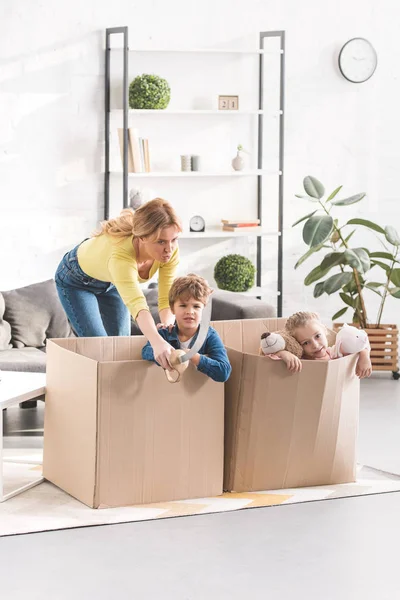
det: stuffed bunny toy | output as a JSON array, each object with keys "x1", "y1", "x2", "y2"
[{"x1": 333, "y1": 323, "x2": 369, "y2": 357}]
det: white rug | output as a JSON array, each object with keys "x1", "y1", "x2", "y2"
[{"x1": 1, "y1": 453, "x2": 400, "y2": 538}]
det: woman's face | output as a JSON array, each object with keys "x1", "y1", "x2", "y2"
[{"x1": 141, "y1": 225, "x2": 180, "y2": 263}]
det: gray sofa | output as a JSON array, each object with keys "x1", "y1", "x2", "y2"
[{"x1": 0, "y1": 279, "x2": 276, "y2": 374}]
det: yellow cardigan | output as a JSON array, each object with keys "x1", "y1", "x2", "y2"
[{"x1": 77, "y1": 234, "x2": 179, "y2": 320}]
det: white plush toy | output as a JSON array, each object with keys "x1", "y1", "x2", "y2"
[{"x1": 333, "y1": 323, "x2": 369, "y2": 358}]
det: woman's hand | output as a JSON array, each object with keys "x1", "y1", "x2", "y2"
[
  {"x1": 152, "y1": 337, "x2": 174, "y2": 371},
  {"x1": 157, "y1": 322, "x2": 175, "y2": 333}
]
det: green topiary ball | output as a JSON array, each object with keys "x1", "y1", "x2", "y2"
[
  {"x1": 214, "y1": 254, "x2": 256, "y2": 292},
  {"x1": 129, "y1": 74, "x2": 171, "y2": 109}
]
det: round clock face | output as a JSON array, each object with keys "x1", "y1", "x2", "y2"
[
  {"x1": 338, "y1": 38, "x2": 377, "y2": 83},
  {"x1": 189, "y1": 215, "x2": 205, "y2": 232}
]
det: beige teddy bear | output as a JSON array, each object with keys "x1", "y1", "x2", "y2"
[{"x1": 259, "y1": 330, "x2": 303, "y2": 358}]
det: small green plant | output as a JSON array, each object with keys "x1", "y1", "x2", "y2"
[
  {"x1": 214, "y1": 254, "x2": 255, "y2": 292},
  {"x1": 237, "y1": 144, "x2": 249, "y2": 153},
  {"x1": 293, "y1": 175, "x2": 400, "y2": 328},
  {"x1": 129, "y1": 74, "x2": 171, "y2": 109}
]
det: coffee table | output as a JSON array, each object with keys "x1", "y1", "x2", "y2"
[{"x1": 0, "y1": 370, "x2": 46, "y2": 501}]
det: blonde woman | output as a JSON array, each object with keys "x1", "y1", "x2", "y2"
[{"x1": 54, "y1": 198, "x2": 181, "y2": 370}]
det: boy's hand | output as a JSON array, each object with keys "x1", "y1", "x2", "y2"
[
  {"x1": 277, "y1": 350, "x2": 302, "y2": 374},
  {"x1": 356, "y1": 355, "x2": 372, "y2": 378}
]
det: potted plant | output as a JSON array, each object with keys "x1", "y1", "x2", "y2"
[
  {"x1": 293, "y1": 175, "x2": 400, "y2": 376},
  {"x1": 129, "y1": 74, "x2": 171, "y2": 110},
  {"x1": 214, "y1": 254, "x2": 255, "y2": 292}
]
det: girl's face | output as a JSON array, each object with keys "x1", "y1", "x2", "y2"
[
  {"x1": 141, "y1": 226, "x2": 180, "y2": 263},
  {"x1": 294, "y1": 320, "x2": 329, "y2": 359}
]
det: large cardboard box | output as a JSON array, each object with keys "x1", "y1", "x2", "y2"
[
  {"x1": 43, "y1": 336, "x2": 224, "y2": 508},
  {"x1": 212, "y1": 318, "x2": 360, "y2": 492}
]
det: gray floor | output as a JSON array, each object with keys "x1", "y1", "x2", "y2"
[{"x1": 1, "y1": 374, "x2": 400, "y2": 599}]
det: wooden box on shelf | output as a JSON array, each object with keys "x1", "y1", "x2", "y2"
[{"x1": 333, "y1": 323, "x2": 399, "y2": 373}]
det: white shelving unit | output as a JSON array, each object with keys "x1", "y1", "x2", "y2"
[
  {"x1": 179, "y1": 227, "x2": 280, "y2": 239},
  {"x1": 111, "y1": 169, "x2": 281, "y2": 178},
  {"x1": 105, "y1": 28, "x2": 285, "y2": 314}
]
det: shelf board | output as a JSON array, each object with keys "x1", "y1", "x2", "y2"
[
  {"x1": 113, "y1": 169, "x2": 281, "y2": 178},
  {"x1": 233, "y1": 287, "x2": 281, "y2": 297},
  {"x1": 124, "y1": 109, "x2": 265, "y2": 115},
  {"x1": 119, "y1": 48, "x2": 282, "y2": 55},
  {"x1": 179, "y1": 227, "x2": 279, "y2": 239}
]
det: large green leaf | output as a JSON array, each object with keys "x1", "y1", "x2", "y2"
[
  {"x1": 364, "y1": 283, "x2": 383, "y2": 297},
  {"x1": 294, "y1": 242, "x2": 327, "y2": 269},
  {"x1": 313, "y1": 281, "x2": 325, "y2": 298},
  {"x1": 303, "y1": 215, "x2": 334, "y2": 247},
  {"x1": 323, "y1": 272, "x2": 353, "y2": 294},
  {"x1": 320, "y1": 252, "x2": 346, "y2": 271},
  {"x1": 331, "y1": 193, "x2": 366, "y2": 206},
  {"x1": 326, "y1": 185, "x2": 343, "y2": 202},
  {"x1": 371, "y1": 260, "x2": 390, "y2": 273},
  {"x1": 332, "y1": 307, "x2": 349, "y2": 320},
  {"x1": 346, "y1": 218, "x2": 385, "y2": 234},
  {"x1": 339, "y1": 292, "x2": 355, "y2": 307},
  {"x1": 370, "y1": 251, "x2": 398, "y2": 262},
  {"x1": 385, "y1": 226, "x2": 400, "y2": 246},
  {"x1": 304, "y1": 265, "x2": 331, "y2": 286},
  {"x1": 390, "y1": 268, "x2": 400, "y2": 287},
  {"x1": 365, "y1": 281, "x2": 383, "y2": 288},
  {"x1": 352, "y1": 248, "x2": 370, "y2": 273},
  {"x1": 303, "y1": 176, "x2": 325, "y2": 199},
  {"x1": 343, "y1": 248, "x2": 370, "y2": 273},
  {"x1": 390, "y1": 286, "x2": 400, "y2": 299},
  {"x1": 292, "y1": 210, "x2": 318, "y2": 227}
]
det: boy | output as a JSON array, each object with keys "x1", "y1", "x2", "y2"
[
  {"x1": 141, "y1": 274, "x2": 231, "y2": 383},
  {"x1": 274, "y1": 311, "x2": 372, "y2": 379}
]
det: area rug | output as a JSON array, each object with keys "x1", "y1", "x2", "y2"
[{"x1": 1, "y1": 453, "x2": 400, "y2": 537}]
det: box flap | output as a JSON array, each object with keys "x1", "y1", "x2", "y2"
[
  {"x1": 50, "y1": 336, "x2": 145, "y2": 362},
  {"x1": 43, "y1": 340, "x2": 99, "y2": 507},
  {"x1": 212, "y1": 318, "x2": 287, "y2": 354}
]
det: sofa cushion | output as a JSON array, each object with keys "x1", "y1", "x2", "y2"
[
  {"x1": 0, "y1": 347, "x2": 47, "y2": 372},
  {"x1": 0, "y1": 292, "x2": 12, "y2": 350},
  {"x1": 2, "y1": 279, "x2": 73, "y2": 348}
]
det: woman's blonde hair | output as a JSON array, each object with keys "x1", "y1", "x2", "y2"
[
  {"x1": 285, "y1": 311, "x2": 321, "y2": 336},
  {"x1": 94, "y1": 198, "x2": 182, "y2": 239},
  {"x1": 169, "y1": 274, "x2": 212, "y2": 309}
]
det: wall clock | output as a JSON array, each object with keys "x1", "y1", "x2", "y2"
[
  {"x1": 338, "y1": 38, "x2": 377, "y2": 83},
  {"x1": 189, "y1": 215, "x2": 205, "y2": 233}
]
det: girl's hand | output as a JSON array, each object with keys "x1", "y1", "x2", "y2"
[
  {"x1": 356, "y1": 355, "x2": 372, "y2": 378},
  {"x1": 277, "y1": 350, "x2": 303, "y2": 374},
  {"x1": 152, "y1": 337, "x2": 174, "y2": 371}
]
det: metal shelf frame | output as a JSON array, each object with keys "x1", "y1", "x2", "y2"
[{"x1": 104, "y1": 28, "x2": 285, "y2": 316}]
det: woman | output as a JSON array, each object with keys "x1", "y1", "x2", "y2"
[{"x1": 54, "y1": 198, "x2": 181, "y2": 370}]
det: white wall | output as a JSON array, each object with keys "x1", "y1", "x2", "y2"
[{"x1": 1, "y1": 0, "x2": 399, "y2": 326}]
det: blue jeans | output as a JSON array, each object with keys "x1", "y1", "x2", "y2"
[{"x1": 55, "y1": 244, "x2": 131, "y2": 337}]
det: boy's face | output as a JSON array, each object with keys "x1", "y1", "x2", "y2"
[
  {"x1": 172, "y1": 295, "x2": 205, "y2": 334},
  {"x1": 294, "y1": 320, "x2": 329, "y2": 359}
]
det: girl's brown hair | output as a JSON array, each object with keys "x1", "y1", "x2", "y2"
[
  {"x1": 169, "y1": 274, "x2": 212, "y2": 309},
  {"x1": 94, "y1": 198, "x2": 182, "y2": 239},
  {"x1": 285, "y1": 311, "x2": 321, "y2": 336}
]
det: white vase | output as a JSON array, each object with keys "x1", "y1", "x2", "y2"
[{"x1": 232, "y1": 151, "x2": 245, "y2": 171}]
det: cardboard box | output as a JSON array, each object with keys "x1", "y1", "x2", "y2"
[
  {"x1": 212, "y1": 318, "x2": 360, "y2": 492},
  {"x1": 43, "y1": 336, "x2": 224, "y2": 508}
]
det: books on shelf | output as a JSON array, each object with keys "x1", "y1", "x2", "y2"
[
  {"x1": 117, "y1": 128, "x2": 151, "y2": 173},
  {"x1": 221, "y1": 219, "x2": 260, "y2": 232}
]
